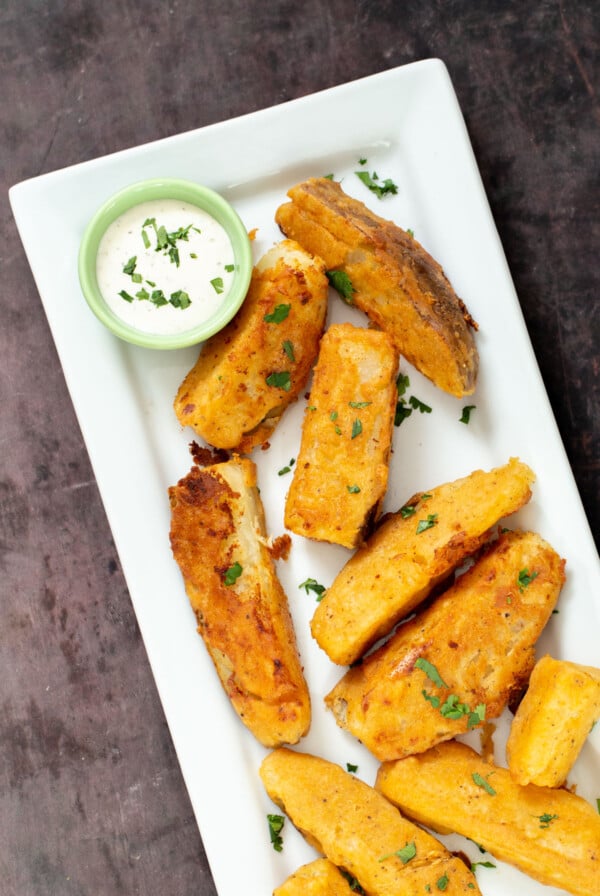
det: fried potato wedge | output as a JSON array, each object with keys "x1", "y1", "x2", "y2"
[
  {"x1": 169, "y1": 453, "x2": 310, "y2": 746},
  {"x1": 326, "y1": 530, "x2": 565, "y2": 760},
  {"x1": 311, "y1": 457, "x2": 535, "y2": 665},
  {"x1": 274, "y1": 858, "x2": 354, "y2": 896},
  {"x1": 275, "y1": 177, "x2": 478, "y2": 397},
  {"x1": 260, "y1": 748, "x2": 481, "y2": 896},
  {"x1": 376, "y1": 740, "x2": 600, "y2": 896},
  {"x1": 174, "y1": 239, "x2": 328, "y2": 452},
  {"x1": 284, "y1": 322, "x2": 398, "y2": 549},
  {"x1": 506, "y1": 654, "x2": 600, "y2": 787}
]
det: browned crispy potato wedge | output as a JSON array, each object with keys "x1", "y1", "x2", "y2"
[
  {"x1": 260, "y1": 748, "x2": 481, "y2": 896},
  {"x1": 284, "y1": 322, "x2": 398, "y2": 549},
  {"x1": 325, "y1": 529, "x2": 565, "y2": 761},
  {"x1": 376, "y1": 740, "x2": 600, "y2": 896},
  {"x1": 506, "y1": 654, "x2": 600, "y2": 787},
  {"x1": 169, "y1": 453, "x2": 310, "y2": 746},
  {"x1": 311, "y1": 457, "x2": 535, "y2": 666},
  {"x1": 275, "y1": 177, "x2": 478, "y2": 397},
  {"x1": 174, "y1": 239, "x2": 328, "y2": 452},
  {"x1": 274, "y1": 858, "x2": 354, "y2": 896}
]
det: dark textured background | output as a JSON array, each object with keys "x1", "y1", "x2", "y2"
[{"x1": 1, "y1": 2, "x2": 598, "y2": 894}]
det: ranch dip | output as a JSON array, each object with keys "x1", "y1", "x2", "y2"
[{"x1": 96, "y1": 199, "x2": 236, "y2": 335}]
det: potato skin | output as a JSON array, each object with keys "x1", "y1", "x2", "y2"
[
  {"x1": 260, "y1": 748, "x2": 481, "y2": 896},
  {"x1": 174, "y1": 239, "x2": 328, "y2": 452},
  {"x1": 275, "y1": 177, "x2": 478, "y2": 397},
  {"x1": 168, "y1": 454, "x2": 310, "y2": 747},
  {"x1": 506, "y1": 654, "x2": 600, "y2": 786},
  {"x1": 325, "y1": 529, "x2": 565, "y2": 760},
  {"x1": 376, "y1": 740, "x2": 600, "y2": 896},
  {"x1": 311, "y1": 457, "x2": 536, "y2": 665},
  {"x1": 273, "y1": 858, "x2": 354, "y2": 896},
  {"x1": 284, "y1": 323, "x2": 398, "y2": 549}
]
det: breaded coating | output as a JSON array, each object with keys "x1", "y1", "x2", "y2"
[
  {"x1": 275, "y1": 177, "x2": 478, "y2": 397},
  {"x1": 377, "y1": 740, "x2": 600, "y2": 896},
  {"x1": 325, "y1": 530, "x2": 565, "y2": 760},
  {"x1": 174, "y1": 239, "x2": 328, "y2": 452},
  {"x1": 284, "y1": 323, "x2": 398, "y2": 549},
  {"x1": 311, "y1": 457, "x2": 535, "y2": 666},
  {"x1": 169, "y1": 453, "x2": 310, "y2": 746},
  {"x1": 274, "y1": 858, "x2": 354, "y2": 896},
  {"x1": 506, "y1": 654, "x2": 600, "y2": 787},
  {"x1": 260, "y1": 748, "x2": 481, "y2": 896}
]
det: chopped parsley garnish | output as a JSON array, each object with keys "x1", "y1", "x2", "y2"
[
  {"x1": 346, "y1": 762, "x2": 358, "y2": 773},
  {"x1": 415, "y1": 658, "x2": 448, "y2": 689},
  {"x1": 326, "y1": 269, "x2": 355, "y2": 303},
  {"x1": 135, "y1": 287, "x2": 149, "y2": 301},
  {"x1": 355, "y1": 168, "x2": 398, "y2": 199},
  {"x1": 267, "y1": 813, "x2": 285, "y2": 851},
  {"x1": 118, "y1": 289, "x2": 135, "y2": 303},
  {"x1": 264, "y1": 303, "x2": 291, "y2": 323},
  {"x1": 330, "y1": 410, "x2": 338, "y2": 421},
  {"x1": 223, "y1": 561, "x2": 243, "y2": 586},
  {"x1": 518, "y1": 568, "x2": 539, "y2": 592},
  {"x1": 282, "y1": 339, "x2": 295, "y2": 361},
  {"x1": 150, "y1": 289, "x2": 168, "y2": 307},
  {"x1": 379, "y1": 841, "x2": 416, "y2": 864},
  {"x1": 347, "y1": 484, "x2": 361, "y2": 493},
  {"x1": 122, "y1": 256, "x2": 138, "y2": 276},
  {"x1": 396, "y1": 373, "x2": 410, "y2": 396},
  {"x1": 471, "y1": 861, "x2": 496, "y2": 872},
  {"x1": 142, "y1": 218, "x2": 193, "y2": 267},
  {"x1": 170, "y1": 289, "x2": 191, "y2": 309},
  {"x1": 436, "y1": 874, "x2": 449, "y2": 891},
  {"x1": 210, "y1": 277, "x2": 225, "y2": 294},
  {"x1": 460, "y1": 404, "x2": 476, "y2": 424},
  {"x1": 278, "y1": 458, "x2": 295, "y2": 476},
  {"x1": 394, "y1": 403, "x2": 412, "y2": 426},
  {"x1": 416, "y1": 513, "x2": 438, "y2": 534},
  {"x1": 409, "y1": 395, "x2": 432, "y2": 414},
  {"x1": 266, "y1": 371, "x2": 291, "y2": 391},
  {"x1": 472, "y1": 772, "x2": 496, "y2": 796},
  {"x1": 351, "y1": 418, "x2": 363, "y2": 439},
  {"x1": 225, "y1": 263, "x2": 235, "y2": 272},
  {"x1": 400, "y1": 503, "x2": 417, "y2": 518},
  {"x1": 299, "y1": 578, "x2": 326, "y2": 599},
  {"x1": 537, "y1": 813, "x2": 558, "y2": 828},
  {"x1": 339, "y1": 871, "x2": 365, "y2": 893},
  {"x1": 406, "y1": 228, "x2": 414, "y2": 238},
  {"x1": 349, "y1": 400, "x2": 372, "y2": 409}
]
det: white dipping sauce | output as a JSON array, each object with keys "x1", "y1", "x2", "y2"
[{"x1": 96, "y1": 199, "x2": 236, "y2": 335}]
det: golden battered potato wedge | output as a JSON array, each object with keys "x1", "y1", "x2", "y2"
[
  {"x1": 169, "y1": 452, "x2": 310, "y2": 746},
  {"x1": 311, "y1": 457, "x2": 535, "y2": 665},
  {"x1": 376, "y1": 740, "x2": 600, "y2": 896},
  {"x1": 275, "y1": 177, "x2": 478, "y2": 397},
  {"x1": 260, "y1": 748, "x2": 481, "y2": 896},
  {"x1": 284, "y1": 323, "x2": 398, "y2": 549},
  {"x1": 325, "y1": 530, "x2": 565, "y2": 760},
  {"x1": 506, "y1": 654, "x2": 600, "y2": 787},
  {"x1": 174, "y1": 239, "x2": 328, "y2": 452},
  {"x1": 274, "y1": 858, "x2": 354, "y2": 896}
]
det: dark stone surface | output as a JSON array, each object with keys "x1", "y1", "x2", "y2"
[{"x1": 1, "y1": 2, "x2": 597, "y2": 894}]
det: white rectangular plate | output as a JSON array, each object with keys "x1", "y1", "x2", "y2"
[{"x1": 10, "y1": 59, "x2": 599, "y2": 896}]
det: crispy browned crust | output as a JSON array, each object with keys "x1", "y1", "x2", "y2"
[
  {"x1": 311, "y1": 457, "x2": 536, "y2": 666},
  {"x1": 325, "y1": 530, "x2": 565, "y2": 761},
  {"x1": 169, "y1": 454, "x2": 310, "y2": 747},
  {"x1": 284, "y1": 323, "x2": 398, "y2": 549},
  {"x1": 173, "y1": 239, "x2": 328, "y2": 451},
  {"x1": 506, "y1": 655, "x2": 600, "y2": 787},
  {"x1": 376, "y1": 741, "x2": 600, "y2": 896},
  {"x1": 273, "y1": 858, "x2": 354, "y2": 896},
  {"x1": 260, "y1": 748, "x2": 482, "y2": 896},
  {"x1": 275, "y1": 177, "x2": 479, "y2": 397}
]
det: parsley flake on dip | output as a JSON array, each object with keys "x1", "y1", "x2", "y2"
[
  {"x1": 79, "y1": 179, "x2": 253, "y2": 350},
  {"x1": 96, "y1": 199, "x2": 236, "y2": 336}
]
